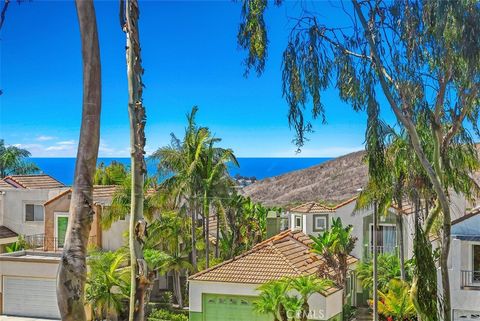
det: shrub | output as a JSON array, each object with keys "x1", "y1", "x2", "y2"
[{"x1": 147, "y1": 308, "x2": 188, "y2": 321}]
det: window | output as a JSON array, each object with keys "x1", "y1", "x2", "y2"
[
  {"x1": 370, "y1": 224, "x2": 396, "y2": 254},
  {"x1": 25, "y1": 204, "x2": 44, "y2": 222},
  {"x1": 313, "y1": 214, "x2": 328, "y2": 232},
  {"x1": 295, "y1": 216, "x2": 302, "y2": 229},
  {"x1": 473, "y1": 244, "x2": 480, "y2": 282}
]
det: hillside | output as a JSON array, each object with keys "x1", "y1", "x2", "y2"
[{"x1": 242, "y1": 151, "x2": 367, "y2": 207}]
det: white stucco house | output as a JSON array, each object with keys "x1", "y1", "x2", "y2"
[
  {"x1": 189, "y1": 230, "x2": 357, "y2": 321},
  {"x1": 448, "y1": 209, "x2": 480, "y2": 321},
  {"x1": 0, "y1": 175, "x2": 68, "y2": 251}
]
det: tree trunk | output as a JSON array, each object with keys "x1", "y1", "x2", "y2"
[
  {"x1": 204, "y1": 190, "x2": 210, "y2": 268},
  {"x1": 191, "y1": 199, "x2": 197, "y2": 272},
  {"x1": 174, "y1": 270, "x2": 184, "y2": 308},
  {"x1": 215, "y1": 208, "x2": 220, "y2": 258},
  {"x1": 397, "y1": 213, "x2": 406, "y2": 280},
  {"x1": 57, "y1": 1, "x2": 101, "y2": 320},
  {"x1": 123, "y1": 0, "x2": 147, "y2": 320}
]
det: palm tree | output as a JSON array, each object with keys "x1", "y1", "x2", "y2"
[
  {"x1": 199, "y1": 139, "x2": 238, "y2": 268},
  {"x1": 86, "y1": 250, "x2": 130, "y2": 321},
  {"x1": 57, "y1": 1, "x2": 101, "y2": 319},
  {"x1": 151, "y1": 106, "x2": 212, "y2": 272},
  {"x1": 377, "y1": 280, "x2": 416, "y2": 321},
  {"x1": 254, "y1": 280, "x2": 290, "y2": 321},
  {"x1": 94, "y1": 161, "x2": 128, "y2": 185},
  {"x1": 310, "y1": 218, "x2": 356, "y2": 304},
  {"x1": 0, "y1": 139, "x2": 39, "y2": 178},
  {"x1": 288, "y1": 275, "x2": 333, "y2": 321}
]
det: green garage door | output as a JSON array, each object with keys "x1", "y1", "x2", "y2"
[{"x1": 203, "y1": 294, "x2": 271, "y2": 321}]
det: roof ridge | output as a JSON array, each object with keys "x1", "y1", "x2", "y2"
[{"x1": 44, "y1": 189, "x2": 73, "y2": 206}]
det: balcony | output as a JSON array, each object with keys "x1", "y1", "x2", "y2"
[
  {"x1": 24, "y1": 234, "x2": 97, "y2": 252},
  {"x1": 461, "y1": 270, "x2": 480, "y2": 290},
  {"x1": 365, "y1": 245, "x2": 397, "y2": 259}
]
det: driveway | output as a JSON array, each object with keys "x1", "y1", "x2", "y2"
[{"x1": 0, "y1": 317, "x2": 59, "y2": 321}]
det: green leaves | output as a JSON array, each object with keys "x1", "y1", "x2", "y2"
[
  {"x1": 0, "y1": 139, "x2": 39, "y2": 178},
  {"x1": 238, "y1": 0, "x2": 269, "y2": 76}
]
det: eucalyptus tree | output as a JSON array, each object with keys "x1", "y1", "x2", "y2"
[
  {"x1": 0, "y1": 140, "x2": 39, "y2": 178},
  {"x1": 56, "y1": 1, "x2": 101, "y2": 320},
  {"x1": 120, "y1": 0, "x2": 148, "y2": 319},
  {"x1": 237, "y1": 1, "x2": 480, "y2": 319}
]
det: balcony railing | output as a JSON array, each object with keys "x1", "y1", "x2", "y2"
[
  {"x1": 24, "y1": 234, "x2": 97, "y2": 252},
  {"x1": 461, "y1": 270, "x2": 480, "y2": 290},
  {"x1": 365, "y1": 245, "x2": 397, "y2": 259}
]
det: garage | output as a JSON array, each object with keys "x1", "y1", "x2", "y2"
[
  {"x1": 203, "y1": 294, "x2": 269, "y2": 321},
  {"x1": 3, "y1": 276, "x2": 60, "y2": 318}
]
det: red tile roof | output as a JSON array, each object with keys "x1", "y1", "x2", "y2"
[
  {"x1": 44, "y1": 185, "x2": 120, "y2": 206},
  {"x1": 3, "y1": 175, "x2": 65, "y2": 189},
  {"x1": 290, "y1": 202, "x2": 336, "y2": 213},
  {"x1": 190, "y1": 230, "x2": 357, "y2": 289}
]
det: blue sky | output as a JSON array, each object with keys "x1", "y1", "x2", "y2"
[{"x1": 1, "y1": 0, "x2": 376, "y2": 158}]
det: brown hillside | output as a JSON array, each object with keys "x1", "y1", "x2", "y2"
[{"x1": 242, "y1": 151, "x2": 367, "y2": 207}]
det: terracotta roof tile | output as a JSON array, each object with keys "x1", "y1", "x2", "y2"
[
  {"x1": 44, "y1": 185, "x2": 121, "y2": 206},
  {"x1": 0, "y1": 180, "x2": 14, "y2": 189},
  {"x1": 190, "y1": 230, "x2": 357, "y2": 290},
  {"x1": 3, "y1": 175, "x2": 65, "y2": 189},
  {"x1": 290, "y1": 202, "x2": 335, "y2": 214}
]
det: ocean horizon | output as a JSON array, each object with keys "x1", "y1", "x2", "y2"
[{"x1": 29, "y1": 157, "x2": 332, "y2": 186}]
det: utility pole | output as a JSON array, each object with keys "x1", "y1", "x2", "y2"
[{"x1": 373, "y1": 200, "x2": 379, "y2": 321}]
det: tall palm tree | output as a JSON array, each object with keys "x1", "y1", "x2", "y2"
[
  {"x1": 288, "y1": 275, "x2": 333, "y2": 321},
  {"x1": 57, "y1": 1, "x2": 101, "y2": 320},
  {"x1": 151, "y1": 106, "x2": 211, "y2": 272},
  {"x1": 199, "y1": 139, "x2": 238, "y2": 268},
  {"x1": 0, "y1": 139, "x2": 39, "y2": 178}
]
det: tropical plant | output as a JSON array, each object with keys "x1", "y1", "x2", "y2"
[
  {"x1": 94, "y1": 161, "x2": 128, "y2": 185},
  {"x1": 287, "y1": 275, "x2": 333, "y2": 321},
  {"x1": 310, "y1": 218, "x2": 356, "y2": 302},
  {"x1": 86, "y1": 250, "x2": 130, "y2": 321},
  {"x1": 147, "y1": 308, "x2": 188, "y2": 321},
  {"x1": 0, "y1": 139, "x2": 39, "y2": 178},
  {"x1": 57, "y1": 1, "x2": 101, "y2": 320},
  {"x1": 236, "y1": 2, "x2": 480, "y2": 320},
  {"x1": 377, "y1": 280, "x2": 417, "y2": 321},
  {"x1": 254, "y1": 279, "x2": 301, "y2": 321},
  {"x1": 357, "y1": 254, "x2": 413, "y2": 294}
]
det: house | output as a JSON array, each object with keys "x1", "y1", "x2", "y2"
[
  {"x1": 0, "y1": 184, "x2": 129, "y2": 319},
  {"x1": 189, "y1": 230, "x2": 357, "y2": 321},
  {"x1": 449, "y1": 209, "x2": 480, "y2": 321},
  {"x1": 39, "y1": 185, "x2": 129, "y2": 251},
  {"x1": 0, "y1": 174, "x2": 68, "y2": 251}
]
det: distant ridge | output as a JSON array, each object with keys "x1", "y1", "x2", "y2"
[{"x1": 242, "y1": 151, "x2": 367, "y2": 207}]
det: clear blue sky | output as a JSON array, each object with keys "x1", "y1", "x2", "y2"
[{"x1": 0, "y1": 0, "x2": 382, "y2": 158}]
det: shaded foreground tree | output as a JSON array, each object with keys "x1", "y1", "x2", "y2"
[
  {"x1": 237, "y1": 1, "x2": 480, "y2": 320},
  {"x1": 121, "y1": 0, "x2": 148, "y2": 320},
  {"x1": 57, "y1": 0, "x2": 101, "y2": 319}
]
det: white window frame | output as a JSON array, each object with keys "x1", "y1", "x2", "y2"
[
  {"x1": 24, "y1": 202, "x2": 45, "y2": 222},
  {"x1": 369, "y1": 223, "x2": 397, "y2": 251},
  {"x1": 313, "y1": 214, "x2": 328, "y2": 232},
  {"x1": 294, "y1": 215, "x2": 302, "y2": 229}
]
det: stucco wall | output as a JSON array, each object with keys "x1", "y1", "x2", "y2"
[
  {"x1": 0, "y1": 257, "x2": 59, "y2": 292},
  {"x1": 447, "y1": 239, "x2": 480, "y2": 313},
  {"x1": 0, "y1": 188, "x2": 68, "y2": 237},
  {"x1": 101, "y1": 214, "x2": 129, "y2": 251},
  {"x1": 189, "y1": 280, "x2": 343, "y2": 320}
]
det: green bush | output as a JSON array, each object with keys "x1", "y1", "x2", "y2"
[{"x1": 148, "y1": 308, "x2": 188, "y2": 321}]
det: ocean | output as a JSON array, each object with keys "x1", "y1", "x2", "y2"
[{"x1": 29, "y1": 157, "x2": 331, "y2": 186}]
